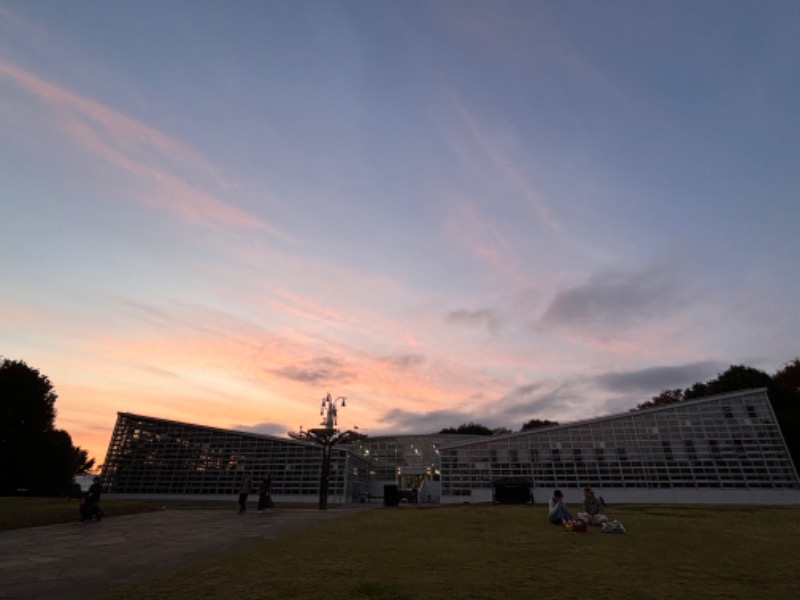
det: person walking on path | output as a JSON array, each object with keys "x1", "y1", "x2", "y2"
[
  {"x1": 237, "y1": 474, "x2": 252, "y2": 514},
  {"x1": 258, "y1": 474, "x2": 273, "y2": 512}
]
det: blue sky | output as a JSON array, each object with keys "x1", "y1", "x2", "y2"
[{"x1": 1, "y1": 1, "x2": 798, "y2": 463}]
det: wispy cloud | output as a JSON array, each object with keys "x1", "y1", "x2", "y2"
[
  {"x1": 372, "y1": 359, "x2": 727, "y2": 435},
  {"x1": 376, "y1": 407, "x2": 474, "y2": 434},
  {"x1": 491, "y1": 379, "x2": 590, "y2": 424},
  {"x1": 374, "y1": 377, "x2": 587, "y2": 434},
  {"x1": 74, "y1": 298, "x2": 495, "y2": 418},
  {"x1": 0, "y1": 59, "x2": 284, "y2": 236},
  {"x1": 379, "y1": 354, "x2": 426, "y2": 369},
  {"x1": 441, "y1": 198, "x2": 529, "y2": 286},
  {"x1": 437, "y1": 99, "x2": 562, "y2": 288},
  {"x1": 539, "y1": 267, "x2": 686, "y2": 336},
  {"x1": 271, "y1": 356, "x2": 356, "y2": 385},
  {"x1": 593, "y1": 361, "x2": 725, "y2": 394},
  {"x1": 445, "y1": 307, "x2": 501, "y2": 334},
  {"x1": 453, "y1": 98, "x2": 560, "y2": 232}
]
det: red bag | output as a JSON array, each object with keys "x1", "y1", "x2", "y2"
[{"x1": 572, "y1": 521, "x2": 587, "y2": 533}]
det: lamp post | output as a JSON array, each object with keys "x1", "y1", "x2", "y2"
[{"x1": 288, "y1": 393, "x2": 365, "y2": 510}]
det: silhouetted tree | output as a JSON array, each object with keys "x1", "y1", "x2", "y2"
[
  {"x1": 771, "y1": 359, "x2": 800, "y2": 403},
  {"x1": 769, "y1": 359, "x2": 800, "y2": 466},
  {"x1": 633, "y1": 388, "x2": 684, "y2": 411},
  {"x1": 521, "y1": 418, "x2": 559, "y2": 430},
  {"x1": 73, "y1": 446, "x2": 96, "y2": 475},
  {"x1": 438, "y1": 422, "x2": 494, "y2": 436},
  {"x1": 683, "y1": 381, "x2": 709, "y2": 399},
  {"x1": 685, "y1": 365, "x2": 771, "y2": 399},
  {"x1": 492, "y1": 427, "x2": 514, "y2": 435},
  {"x1": 0, "y1": 358, "x2": 95, "y2": 495}
]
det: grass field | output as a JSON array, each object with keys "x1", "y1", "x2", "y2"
[{"x1": 84, "y1": 503, "x2": 800, "y2": 600}]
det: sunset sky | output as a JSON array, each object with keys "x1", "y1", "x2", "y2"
[{"x1": 2, "y1": 1, "x2": 798, "y2": 466}]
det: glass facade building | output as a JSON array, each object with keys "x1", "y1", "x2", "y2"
[
  {"x1": 100, "y1": 389, "x2": 799, "y2": 504},
  {"x1": 347, "y1": 434, "x2": 482, "y2": 500},
  {"x1": 439, "y1": 389, "x2": 800, "y2": 504},
  {"x1": 102, "y1": 413, "x2": 369, "y2": 502}
]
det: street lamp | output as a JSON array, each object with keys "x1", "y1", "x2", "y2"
[
  {"x1": 288, "y1": 393, "x2": 365, "y2": 510},
  {"x1": 320, "y1": 394, "x2": 346, "y2": 429}
]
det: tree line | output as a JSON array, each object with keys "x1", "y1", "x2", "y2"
[{"x1": 439, "y1": 418, "x2": 560, "y2": 436}]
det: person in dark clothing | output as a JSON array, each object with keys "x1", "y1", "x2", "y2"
[
  {"x1": 80, "y1": 477, "x2": 103, "y2": 522},
  {"x1": 258, "y1": 474, "x2": 273, "y2": 512},
  {"x1": 237, "y1": 474, "x2": 252, "y2": 514}
]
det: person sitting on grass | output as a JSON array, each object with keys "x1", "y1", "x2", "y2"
[
  {"x1": 548, "y1": 489, "x2": 572, "y2": 525},
  {"x1": 576, "y1": 486, "x2": 608, "y2": 526}
]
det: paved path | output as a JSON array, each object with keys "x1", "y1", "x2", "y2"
[{"x1": 0, "y1": 505, "x2": 376, "y2": 600}]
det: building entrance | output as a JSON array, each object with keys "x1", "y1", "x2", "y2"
[
  {"x1": 402, "y1": 474, "x2": 424, "y2": 490},
  {"x1": 396, "y1": 467, "x2": 429, "y2": 503}
]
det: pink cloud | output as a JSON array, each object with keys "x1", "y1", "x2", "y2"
[
  {"x1": 0, "y1": 59, "x2": 286, "y2": 237},
  {"x1": 52, "y1": 300, "x2": 495, "y2": 427}
]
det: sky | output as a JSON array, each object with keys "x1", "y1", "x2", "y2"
[{"x1": 1, "y1": 1, "x2": 799, "y2": 466}]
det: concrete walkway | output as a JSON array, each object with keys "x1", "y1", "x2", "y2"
[{"x1": 0, "y1": 504, "x2": 376, "y2": 600}]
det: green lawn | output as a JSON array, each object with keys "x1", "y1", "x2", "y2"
[{"x1": 92, "y1": 503, "x2": 800, "y2": 600}]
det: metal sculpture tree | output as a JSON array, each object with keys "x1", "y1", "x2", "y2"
[{"x1": 288, "y1": 393, "x2": 365, "y2": 510}]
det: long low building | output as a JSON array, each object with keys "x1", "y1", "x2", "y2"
[
  {"x1": 438, "y1": 388, "x2": 799, "y2": 504},
  {"x1": 102, "y1": 413, "x2": 370, "y2": 504},
  {"x1": 100, "y1": 388, "x2": 800, "y2": 505}
]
